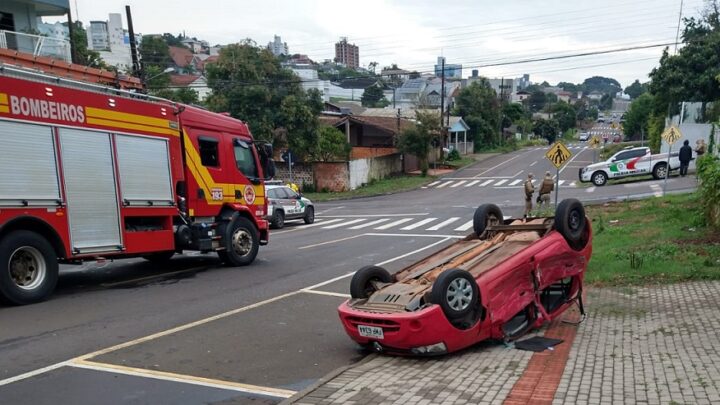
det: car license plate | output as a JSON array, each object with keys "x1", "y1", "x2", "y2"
[{"x1": 357, "y1": 325, "x2": 384, "y2": 339}]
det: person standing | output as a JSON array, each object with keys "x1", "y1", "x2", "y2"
[
  {"x1": 679, "y1": 139, "x2": 692, "y2": 177},
  {"x1": 538, "y1": 171, "x2": 554, "y2": 209},
  {"x1": 523, "y1": 173, "x2": 535, "y2": 218}
]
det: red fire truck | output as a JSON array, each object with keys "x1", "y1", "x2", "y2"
[{"x1": 0, "y1": 65, "x2": 275, "y2": 305}]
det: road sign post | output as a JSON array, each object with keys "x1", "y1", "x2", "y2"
[
  {"x1": 589, "y1": 135, "x2": 601, "y2": 163},
  {"x1": 661, "y1": 125, "x2": 682, "y2": 196},
  {"x1": 545, "y1": 141, "x2": 572, "y2": 208}
]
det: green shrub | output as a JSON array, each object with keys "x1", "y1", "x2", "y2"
[
  {"x1": 696, "y1": 155, "x2": 720, "y2": 228},
  {"x1": 447, "y1": 149, "x2": 461, "y2": 161}
]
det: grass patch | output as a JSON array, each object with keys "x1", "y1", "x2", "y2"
[
  {"x1": 303, "y1": 175, "x2": 436, "y2": 202},
  {"x1": 475, "y1": 144, "x2": 520, "y2": 153},
  {"x1": 585, "y1": 193, "x2": 720, "y2": 286},
  {"x1": 443, "y1": 155, "x2": 476, "y2": 168}
]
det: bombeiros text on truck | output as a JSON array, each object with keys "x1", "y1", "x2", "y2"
[{"x1": 0, "y1": 65, "x2": 276, "y2": 305}]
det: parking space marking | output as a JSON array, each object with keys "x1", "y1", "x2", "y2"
[
  {"x1": 301, "y1": 289, "x2": 351, "y2": 298},
  {"x1": 69, "y1": 359, "x2": 296, "y2": 399},
  {"x1": 0, "y1": 361, "x2": 72, "y2": 387}
]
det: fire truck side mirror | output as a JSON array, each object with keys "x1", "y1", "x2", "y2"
[{"x1": 258, "y1": 142, "x2": 275, "y2": 179}]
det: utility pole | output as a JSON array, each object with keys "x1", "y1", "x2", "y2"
[
  {"x1": 498, "y1": 77, "x2": 505, "y2": 145},
  {"x1": 126, "y1": 6, "x2": 141, "y2": 80},
  {"x1": 439, "y1": 58, "x2": 445, "y2": 170}
]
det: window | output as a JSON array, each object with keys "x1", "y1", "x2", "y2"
[
  {"x1": 199, "y1": 137, "x2": 219, "y2": 167},
  {"x1": 233, "y1": 139, "x2": 259, "y2": 179},
  {"x1": 628, "y1": 149, "x2": 647, "y2": 159},
  {"x1": 267, "y1": 189, "x2": 279, "y2": 199},
  {"x1": 281, "y1": 187, "x2": 297, "y2": 199}
]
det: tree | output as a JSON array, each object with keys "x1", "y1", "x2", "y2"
[
  {"x1": 624, "y1": 79, "x2": 647, "y2": 99},
  {"x1": 361, "y1": 84, "x2": 389, "y2": 107},
  {"x1": 528, "y1": 91, "x2": 547, "y2": 112},
  {"x1": 558, "y1": 82, "x2": 579, "y2": 93},
  {"x1": 67, "y1": 21, "x2": 109, "y2": 69},
  {"x1": 314, "y1": 126, "x2": 350, "y2": 161},
  {"x1": 582, "y1": 76, "x2": 622, "y2": 95},
  {"x1": 144, "y1": 65, "x2": 171, "y2": 91},
  {"x1": 502, "y1": 103, "x2": 525, "y2": 123},
  {"x1": 533, "y1": 118, "x2": 560, "y2": 143},
  {"x1": 162, "y1": 33, "x2": 187, "y2": 48},
  {"x1": 397, "y1": 111, "x2": 440, "y2": 176},
  {"x1": 599, "y1": 94, "x2": 613, "y2": 111},
  {"x1": 368, "y1": 61, "x2": 378, "y2": 74},
  {"x1": 623, "y1": 93, "x2": 654, "y2": 139},
  {"x1": 139, "y1": 35, "x2": 171, "y2": 70},
  {"x1": 452, "y1": 80, "x2": 500, "y2": 147},
  {"x1": 205, "y1": 42, "x2": 322, "y2": 159},
  {"x1": 552, "y1": 102, "x2": 577, "y2": 132},
  {"x1": 153, "y1": 87, "x2": 200, "y2": 104}
]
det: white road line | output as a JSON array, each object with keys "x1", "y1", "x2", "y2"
[
  {"x1": 454, "y1": 220, "x2": 474, "y2": 231},
  {"x1": 473, "y1": 150, "x2": 534, "y2": 178},
  {"x1": 569, "y1": 181, "x2": 576, "y2": 187},
  {"x1": 298, "y1": 234, "x2": 364, "y2": 249},
  {"x1": 494, "y1": 179, "x2": 508, "y2": 186},
  {"x1": 436, "y1": 181, "x2": 453, "y2": 188},
  {"x1": 375, "y1": 237, "x2": 453, "y2": 266},
  {"x1": 349, "y1": 218, "x2": 391, "y2": 229},
  {"x1": 323, "y1": 219, "x2": 366, "y2": 229},
  {"x1": 69, "y1": 360, "x2": 296, "y2": 398},
  {"x1": 650, "y1": 184, "x2": 663, "y2": 197},
  {"x1": 427, "y1": 217, "x2": 460, "y2": 231},
  {"x1": 450, "y1": 180, "x2": 467, "y2": 188},
  {"x1": 375, "y1": 218, "x2": 414, "y2": 230},
  {"x1": 401, "y1": 218, "x2": 438, "y2": 230},
  {"x1": 480, "y1": 179, "x2": 494, "y2": 187},
  {"x1": 301, "y1": 290, "x2": 351, "y2": 298},
  {"x1": 529, "y1": 161, "x2": 538, "y2": 167},
  {"x1": 427, "y1": 181, "x2": 440, "y2": 187},
  {"x1": 0, "y1": 361, "x2": 72, "y2": 387},
  {"x1": 558, "y1": 180, "x2": 566, "y2": 186},
  {"x1": 465, "y1": 180, "x2": 480, "y2": 187},
  {"x1": 301, "y1": 218, "x2": 342, "y2": 228},
  {"x1": 586, "y1": 186, "x2": 596, "y2": 193},
  {"x1": 508, "y1": 179, "x2": 521, "y2": 186},
  {"x1": 317, "y1": 213, "x2": 427, "y2": 218}
]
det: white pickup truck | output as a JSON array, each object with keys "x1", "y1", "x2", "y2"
[{"x1": 578, "y1": 146, "x2": 681, "y2": 186}]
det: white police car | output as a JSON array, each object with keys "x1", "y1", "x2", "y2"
[{"x1": 265, "y1": 183, "x2": 314, "y2": 229}]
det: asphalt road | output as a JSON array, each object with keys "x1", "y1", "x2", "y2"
[{"x1": 0, "y1": 145, "x2": 697, "y2": 404}]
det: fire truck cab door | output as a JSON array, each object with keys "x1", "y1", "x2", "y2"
[{"x1": 59, "y1": 128, "x2": 122, "y2": 253}]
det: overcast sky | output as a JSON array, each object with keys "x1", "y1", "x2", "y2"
[{"x1": 60, "y1": 0, "x2": 704, "y2": 88}]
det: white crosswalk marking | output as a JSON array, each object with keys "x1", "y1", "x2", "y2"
[
  {"x1": 436, "y1": 181, "x2": 452, "y2": 188},
  {"x1": 454, "y1": 220, "x2": 474, "y2": 231},
  {"x1": 558, "y1": 180, "x2": 566, "y2": 186},
  {"x1": 465, "y1": 180, "x2": 480, "y2": 187},
  {"x1": 302, "y1": 218, "x2": 343, "y2": 228},
  {"x1": 349, "y1": 218, "x2": 391, "y2": 229},
  {"x1": 323, "y1": 219, "x2": 366, "y2": 229},
  {"x1": 494, "y1": 179, "x2": 508, "y2": 186},
  {"x1": 427, "y1": 181, "x2": 440, "y2": 187},
  {"x1": 508, "y1": 179, "x2": 521, "y2": 186},
  {"x1": 427, "y1": 217, "x2": 460, "y2": 231},
  {"x1": 401, "y1": 218, "x2": 438, "y2": 230},
  {"x1": 375, "y1": 218, "x2": 415, "y2": 230},
  {"x1": 450, "y1": 180, "x2": 467, "y2": 188},
  {"x1": 479, "y1": 179, "x2": 494, "y2": 187},
  {"x1": 569, "y1": 181, "x2": 576, "y2": 187}
]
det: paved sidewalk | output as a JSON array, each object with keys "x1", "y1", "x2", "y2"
[{"x1": 284, "y1": 281, "x2": 720, "y2": 404}]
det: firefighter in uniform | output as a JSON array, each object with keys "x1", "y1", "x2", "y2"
[
  {"x1": 537, "y1": 171, "x2": 554, "y2": 209},
  {"x1": 523, "y1": 173, "x2": 535, "y2": 218}
]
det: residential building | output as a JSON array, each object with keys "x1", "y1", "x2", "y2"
[
  {"x1": 394, "y1": 78, "x2": 428, "y2": 108},
  {"x1": 169, "y1": 74, "x2": 211, "y2": 101},
  {"x1": 516, "y1": 74, "x2": 530, "y2": 91},
  {"x1": 326, "y1": 77, "x2": 383, "y2": 102},
  {"x1": 168, "y1": 45, "x2": 205, "y2": 73},
  {"x1": 434, "y1": 57, "x2": 462, "y2": 79},
  {"x1": 86, "y1": 13, "x2": 135, "y2": 71},
  {"x1": 0, "y1": 0, "x2": 71, "y2": 62},
  {"x1": 334, "y1": 37, "x2": 359, "y2": 68},
  {"x1": 291, "y1": 66, "x2": 330, "y2": 102},
  {"x1": 267, "y1": 35, "x2": 288, "y2": 56},
  {"x1": 488, "y1": 78, "x2": 515, "y2": 101},
  {"x1": 181, "y1": 37, "x2": 207, "y2": 54}
]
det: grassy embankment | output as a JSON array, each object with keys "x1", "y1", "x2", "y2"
[{"x1": 584, "y1": 193, "x2": 719, "y2": 286}]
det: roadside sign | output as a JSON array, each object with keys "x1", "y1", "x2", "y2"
[
  {"x1": 545, "y1": 141, "x2": 572, "y2": 168},
  {"x1": 610, "y1": 122, "x2": 618, "y2": 130},
  {"x1": 589, "y1": 136, "x2": 601, "y2": 148},
  {"x1": 602, "y1": 132, "x2": 609, "y2": 140},
  {"x1": 661, "y1": 125, "x2": 682, "y2": 145}
]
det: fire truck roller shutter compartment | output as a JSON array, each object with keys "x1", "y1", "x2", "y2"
[
  {"x1": 115, "y1": 135, "x2": 173, "y2": 206},
  {"x1": 58, "y1": 128, "x2": 122, "y2": 253},
  {"x1": 0, "y1": 121, "x2": 61, "y2": 206}
]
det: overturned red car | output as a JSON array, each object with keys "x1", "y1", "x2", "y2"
[{"x1": 338, "y1": 199, "x2": 592, "y2": 355}]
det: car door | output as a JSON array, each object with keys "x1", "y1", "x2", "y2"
[{"x1": 277, "y1": 187, "x2": 297, "y2": 218}]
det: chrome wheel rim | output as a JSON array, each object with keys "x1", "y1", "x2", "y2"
[
  {"x1": 9, "y1": 246, "x2": 46, "y2": 290},
  {"x1": 446, "y1": 278, "x2": 473, "y2": 311},
  {"x1": 231, "y1": 228, "x2": 252, "y2": 257},
  {"x1": 594, "y1": 173, "x2": 605, "y2": 185},
  {"x1": 658, "y1": 166, "x2": 667, "y2": 178}
]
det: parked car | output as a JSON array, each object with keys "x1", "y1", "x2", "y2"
[
  {"x1": 265, "y1": 184, "x2": 314, "y2": 229},
  {"x1": 579, "y1": 132, "x2": 590, "y2": 141},
  {"x1": 338, "y1": 199, "x2": 591, "y2": 355},
  {"x1": 578, "y1": 146, "x2": 681, "y2": 186}
]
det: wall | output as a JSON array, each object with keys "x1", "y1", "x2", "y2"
[
  {"x1": 314, "y1": 162, "x2": 349, "y2": 192},
  {"x1": 273, "y1": 161, "x2": 314, "y2": 188},
  {"x1": 350, "y1": 146, "x2": 397, "y2": 159},
  {"x1": 348, "y1": 154, "x2": 402, "y2": 189}
]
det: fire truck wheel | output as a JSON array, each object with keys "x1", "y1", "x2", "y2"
[
  {"x1": 218, "y1": 217, "x2": 259, "y2": 267},
  {"x1": 473, "y1": 204, "x2": 503, "y2": 239},
  {"x1": 350, "y1": 265, "x2": 392, "y2": 299},
  {"x1": 0, "y1": 231, "x2": 59, "y2": 305},
  {"x1": 430, "y1": 269, "x2": 479, "y2": 322}
]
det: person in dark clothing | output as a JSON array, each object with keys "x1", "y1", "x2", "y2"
[{"x1": 679, "y1": 139, "x2": 693, "y2": 177}]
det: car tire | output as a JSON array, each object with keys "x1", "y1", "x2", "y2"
[
  {"x1": 142, "y1": 251, "x2": 175, "y2": 263},
  {"x1": 0, "y1": 231, "x2": 59, "y2": 305},
  {"x1": 591, "y1": 171, "x2": 607, "y2": 186},
  {"x1": 473, "y1": 204, "x2": 503, "y2": 238},
  {"x1": 430, "y1": 269, "x2": 479, "y2": 321},
  {"x1": 303, "y1": 206, "x2": 315, "y2": 224},
  {"x1": 652, "y1": 162, "x2": 667, "y2": 180},
  {"x1": 554, "y1": 198, "x2": 588, "y2": 250},
  {"x1": 217, "y1": 216, "x2": 259, "y2": 266},
  {"x1": 271, "y1": 210, "x2": 285, "y2": 229},
  {"x1": 350, "y1": 265, "x2": 392, "y2": 299}
]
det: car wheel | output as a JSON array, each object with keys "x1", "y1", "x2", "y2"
[
  {"x1": 303, "y1": 206, "x2": 315, "y2": 224},
  {"x1": 473, "y1": 204, "x2": 503, "y2": 239},
  {"x1": 652, "y1": 163, "x2": 667, "y2": 180},
  {"x1": 591, "y1": 171, "x2": 607, "y2": 186},
  {"x1": 350, "y1": 265, "x2": 392, "y2": 299},
  {"x1": 142, "y1": 251, "x2": 175, "y2": 263},
  {"x1": 217, "y1": 216, "x2": 259, "y2": 266},
  {"x1": 0, "y1": 231, "x2": 59, "y2": 305},
  {"x1": 554, "y1": 198, "x2": 588, "y2": 250},
  {"x1": 430, "y1": 269, "x2": 479, "y2": 321},
  {"x1": 271, "y1": 210, "x2": 285, "y2": 229}
]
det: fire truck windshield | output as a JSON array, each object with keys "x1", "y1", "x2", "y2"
[{"x1": 234, "y1": 139, "x2": 259, "y2": 180}]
